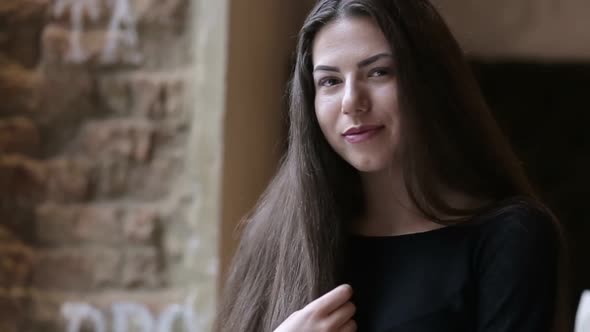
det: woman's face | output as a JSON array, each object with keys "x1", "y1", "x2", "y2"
[{"x1": 312, "y1": 16, "x2": 401, "y2": 173}]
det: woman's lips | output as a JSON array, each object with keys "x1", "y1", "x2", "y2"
[{"x1": 342, "y1": 125, "x2": 385, "y2": 143}]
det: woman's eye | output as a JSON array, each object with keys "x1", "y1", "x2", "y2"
[
  {"x1": 369, "y1": 68, "x2": 390, "y2": 77},
  {"x1": 318, "y1": 77, "x2": 340, "y2": 87}
]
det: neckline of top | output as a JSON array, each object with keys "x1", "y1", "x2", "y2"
[{"x1": 349, "y1": 223, "x2": 460, "y2": 240}]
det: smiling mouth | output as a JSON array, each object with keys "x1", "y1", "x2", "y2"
[{"x1": 342, "y1": 125, "x2": 385, "y2": 143}]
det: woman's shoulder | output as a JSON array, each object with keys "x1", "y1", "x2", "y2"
[
  {"x1": 468, "y1": 196, "x2": 561, "y2": 267},
  {"x1": 465, "y1": 197, "x2": 561, "y2": 330},
  {"x1": 471, "y1": 196, "x2": 558, "y2": 240}
]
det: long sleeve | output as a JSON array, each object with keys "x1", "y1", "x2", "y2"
[{"x1": 474, "y1": 206, "x2": 559, "y2": 332}]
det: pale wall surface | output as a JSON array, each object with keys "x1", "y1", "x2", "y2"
[
  {"x1": 220, "y1": 0, "x2": 315, "y2": 283},
  {"x1": 436, "y1": 0, "x2": 590, "y2": 60}
]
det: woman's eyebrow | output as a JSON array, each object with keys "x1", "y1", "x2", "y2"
[
  {"x1": 313, "y1": 52, "x2": 393, "y2": 73},
  {"x1": 313, "y1": 65, "x2": 340, "y2": 73},
  {"x1": 357, "y1": 52, "x2": 392, "y2": 68}
]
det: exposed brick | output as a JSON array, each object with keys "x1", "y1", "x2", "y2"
[
  {"x1": 33, "y1": 248, "x2": 121, "y2": 290},
  {"x1": 0, "y1": 211, "x2": 36, "y2": 244},
  {"x1": 123, "y1": 206, "x2": 160, "y2": 244},
  {"x1": 121, "y1": 247, "x2": 164, "y2": 289},
  {"x1": 35, "y1": 203, "x2": 163, "y2": 245},
  {"x1": 72, "y1": 120, "x2": 187, "y2": 200},
  {"x1": 78, "y1": 119, "x2": 155, "y2": 162},
  {"x1": 96, "y1": 74, "x2": 131, "y2": 116},
  {"x1": 1, "y1": 25, "x2": 46, "y2": 68},
  {"x1": 0, "y1": 61, "x2": 41, "y2": 95},
  {"x1": 0, "y1": 0, "x2": 219, "y2": 330},
  {"x1": 93, "y1": 158, "x2": 134, "y2": 199},
  {"x1": 50, "y1": 0, "x2": 110, "y2": 25},
  {"x1": 134, "y1": 0, "x2": 189, "y2": 27},
  {"x1": 27, "y1": 292, "x2": 64, "y2": 332},
  {"x1": 0, "y1": 156, "x2": 45, "y2": 237},
  {"x1": 42, "y1": 23, "x2": 142, "y2": 67},
  {"x1": 0, "y1": 226, "x2": 21, "y2": 245},
  {"x1": 39, "y1": 25, "x2": 70, "y2": 64},
  {"x1": 49, "y1": 0, "x2": 188, "y2": 27},
  {"x1": 128, "y1": 150, "x2": 183, "y2": 200},
  {"x1": 41, "y1": 23, "x2": 191, "y2": 68},
  {"x1": 98, "y1": 72, "x2": 187, "y2": 120},
  {"x1": 139, "y1": 25, "x2": 192, "y2": 68},
  {"x1": 78, "y1": 289, "x2": 185, "y2": 311},
  {"x1": 35, "y1": 203, "x2": 78, "y2": 244},
  {"x1": 0, "y1": 295, "x2": 29, "y2": 332},
  {"x1": 0, "y1": 61, "x2": 42, "y2": 114},
  {"x1": 0, "y1": 0, "x2": 48, "y2": 68},
  {"x1": 0, "y1": 31, "x2": 6, "y2": 50},
  {"x1": 36, "y1": 68, "x2": 95, "y2": 132},
  {"x1": 29, "y1": 289, "x2": 197, "y2": 332},
  {"x1": 44, "y1": 158, "x2": 94, "y2": 203},
  {"x1": 0, "y1": 0, "x2": 49, "y2": 23},
  {"x1": 0, "y1": 244, "x2": 34, "y2": 288},
  {"x1": 0, "y1": 117, "x2": 40, "y2": 155},
  {"x1": 74, "y1": 205, "x2": 121, "y2": 243},
  {"x1": 0, "y1": 156, "x2": 44, "y2": 200},
  {"x1": 36, "y1": 203, "x2": 123, "y2": 245},
  {"x1": 93, "y1": 154, "x2": 181, "y2": 200}
]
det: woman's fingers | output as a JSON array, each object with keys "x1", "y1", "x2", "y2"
[
  {"x1": 273, "y1": 285, "x2": 356, "y2": 332},
  {"x1": 306, "y1": 284, "x2": 353, "y2": 316},
  {"x1": 324, "y1": 301, "x2": 356, "y2": 329},
  {"x1": 339, "y1": 319, "x2": 358, "y2": 332}
]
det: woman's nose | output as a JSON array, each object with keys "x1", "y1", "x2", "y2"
[{"x1": 341, "y1": 81, "x2": 369, "y2": 115}]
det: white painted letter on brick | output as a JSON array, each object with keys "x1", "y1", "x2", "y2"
[
  {"x1": 112, "y1": 302, "x2": 156, "y2": 332},
  {"x1": 102, "y1": 0, "x2": 141, "y2": 64},
  {"x1": 62, "y1": 302, "x2": 106, "y2": 332},
  {"x1": 53, "y1": 0, "x2": 101, "y2": 63}
]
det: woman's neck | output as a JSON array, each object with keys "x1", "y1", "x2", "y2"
[{"x1": 355, "y1": 167, "x2": 444, "y2": 236}]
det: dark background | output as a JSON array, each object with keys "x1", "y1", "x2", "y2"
[{"x1": 473, "y1": 61, "x2": 590, "y2": 319}]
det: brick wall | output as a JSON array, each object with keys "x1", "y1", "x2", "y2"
[
  {"x1": 1, "y1": 1, "x2": 47, "y2": 331},
  {"x1": 0, "y1": 0, "x2": 224, "y2": 331}
]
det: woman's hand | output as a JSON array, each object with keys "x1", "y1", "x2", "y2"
[{"x1": 273, "y1": 284, "x2": 357, "y2": 332}]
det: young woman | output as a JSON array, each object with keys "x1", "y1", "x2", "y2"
[{"x1": 216, "y1": 0, "x2": 567, "y2": 331}]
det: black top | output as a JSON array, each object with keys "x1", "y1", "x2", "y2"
[{"x1": 341, "y1": 199, "x2": 559, "y2": 332}]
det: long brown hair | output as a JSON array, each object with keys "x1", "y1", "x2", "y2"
[{"x1": 216, "y1": 0, "x2": 567, "y2": 331}]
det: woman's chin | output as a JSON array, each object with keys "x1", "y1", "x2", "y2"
[{"x1": 348, "y1": 158, "x2": 389, "y2": 173}]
